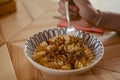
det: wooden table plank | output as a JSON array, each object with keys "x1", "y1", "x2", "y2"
[
  {"x1": 0, "y1": 24, "x2": 5, "y2": 46},
  {"x1": 97, "y1": 57, "x2": 120, "y2": 73},
  {"x1": 7, "y1": 42, "x2": 44, "y2": 80},
  {"x1": 9, "y1": 26, "x2": 56, "y2": 42},
  {"x1": 15, "y1": 0, "x2": 32, "y2": 28},
  {"x1": 109, "y1": 72, "x2": 120, "y2": 80},
  {"x1": 102, "y1": 44, "x2": 120, "y2": 60},
  {"x1": 8, "y1": 15, "x2": 60, "y2": 42},
  {"x1": 41, "y1": 71, "x2": 71, "y2": 80},
  {"x1": 37, "y1": 0, "x2": 58, "y2": 12},
  {"x1": 22, "y1": 0, "x2": 59, "y2": 20},
  {"x1": 0, "y1": 0, "x2": 32, "y2": 41},
  {"x1": 70, "y1": 71, "x2": 98, "y2": 80},
  {"x1": 97, "y1": 32, "x2": 120, "y2": 46},
  {"x1": 22, "y1": 0, "x2": 44, "y2": 20},
  {"x1": 0, "y1": 44, "x2": 17, "y2": 80},
  {"x1": 91, "y1": 67, "x2": 120, "y2": 80},
  {"x1": 100, "y1": 57, "x2": 120, "y2": 66}
]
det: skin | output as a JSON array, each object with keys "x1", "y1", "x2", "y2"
[{"x1": 58, "y1": 0, "x2": 120, "y2": 32}]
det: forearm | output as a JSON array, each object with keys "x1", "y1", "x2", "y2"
[{"x1": 98, "y1": 12, "x2": 120, "y2": 32}]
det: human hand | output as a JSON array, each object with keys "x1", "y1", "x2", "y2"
[
  {"x1": 58, "y1": 0, "x2": 100, "y2": 27},
  {"x1": 73, "y1": 0, "x2": 100, "y2": 25},
  {"x1": 58, "y1": 0, "x2": 80, "y2": 20}
]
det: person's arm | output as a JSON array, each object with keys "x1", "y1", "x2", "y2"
[
  {"x1": 98, "y1": 12, "x2": 120, "y2": 32},
  {"x1": 72, "y1": 0, "x2": 120, "y2": 32},
  {"x1": 58, "y1": 0, "x2": 120, "y2": 32}
]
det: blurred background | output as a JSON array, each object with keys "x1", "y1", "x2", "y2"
[{"x1": 90, "y1": 0, "x2": 120, "y2": 13}]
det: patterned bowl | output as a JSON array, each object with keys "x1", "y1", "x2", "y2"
[{"x1": 24, "y1": 28, "x2": 104, "y2": 75}]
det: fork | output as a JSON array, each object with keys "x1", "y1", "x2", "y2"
[{"x1": 65, "y1": 0, "x2": 76, "y2": 36}]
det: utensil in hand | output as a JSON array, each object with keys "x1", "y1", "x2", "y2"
[{"x1": 65, "y1": 0, "x2": 76, "y2": 36}]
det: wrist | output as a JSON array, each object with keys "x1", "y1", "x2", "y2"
[{"x1": 84, "y1": 9, "x2": 101, "y2": 27}]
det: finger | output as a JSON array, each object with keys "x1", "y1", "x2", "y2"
[
  {"x1": 78, "y1": 18, "x2": 92, "y2": 27},
  {"x1": 58, "y1": 0, "x2": 81, "y2": 20},
  {"x1": 69, "y1": 12, "x2": 78, "y2": 16},
  {"x1": 59, "y1": 0, "x2": 78, "y2": 12},
  {"x1": 58, "y1": 0, "x2": 65, "y2": 10},
  {"x1": 58, "y1": 7, "x2": 66, "y2": 16},
  {"x1": 58, "y1": 7, "x2": 78, "y2": 16},
  {"x1": 69, "y1": 5, "x2": 78, "y2": 12},
  {"x1": 58, "y1": 8, "x2": 81, "y2": 21},
  {"x1": 73, "y1": 0, "x2": 90, "y2": 8},
  {"x1": 73, "y1": 0, "x2": 83, "y2": 8},
  {"x1": 70, "y1": 14, "x2": 81, "y2": 21},
  {"x1": 71, "y1": 18, "x2": 92, "y2": 27}
]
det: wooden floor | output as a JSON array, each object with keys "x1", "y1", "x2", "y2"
[{"x1": 0, "y1": 0, "x2": 120, "y2": 80}]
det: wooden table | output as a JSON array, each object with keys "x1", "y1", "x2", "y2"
[{"x1": 0, "y1": 0, "x2": 120, "y2": 80}]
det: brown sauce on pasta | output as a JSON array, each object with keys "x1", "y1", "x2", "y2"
[{"x1": 33, "y1": 35, "x2": 94, "y2": 70}]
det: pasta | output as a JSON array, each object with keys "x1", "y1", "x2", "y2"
[{"x1": 33, "y1": 35, "x2": 94, "y2": 70}]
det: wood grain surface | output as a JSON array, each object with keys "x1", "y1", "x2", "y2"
[
  {"x1": 0, "y1": 44, "x2": 17, "y2": 80},
  {"x1": 0, "y1": 0, "x2": 120, "y2": 80}
]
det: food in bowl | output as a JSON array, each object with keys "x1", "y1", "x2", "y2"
[
  {"x1": 33, "y1": 35, "x2": 94, "y2": 70},
  {"x1": 24, "y1": 28, "x2": 104, "y2": 75}
]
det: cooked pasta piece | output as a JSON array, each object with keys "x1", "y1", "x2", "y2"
[
  {"x1": 61, "y1": 63, "x2": 72, "y2": 70},
  {"x1": 33, "y1": 51, "x2": 47, "y2": 62},
  {"x1": 46, "y1": 61, "x2": 63, "y2": 69},
  {"x1": 33, "y1": 35, "x2": 94, "y2": 70},
  {"x1": 39, "y1": 56, "x2": 48, "y2": 65},
  {"x1": 74, "y1": 60, "x2": 83, "y2": 69}
]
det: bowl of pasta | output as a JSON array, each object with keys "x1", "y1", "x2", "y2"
[{"x1": 24, "y1": 28, "x2": 104, "y2": 75}]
